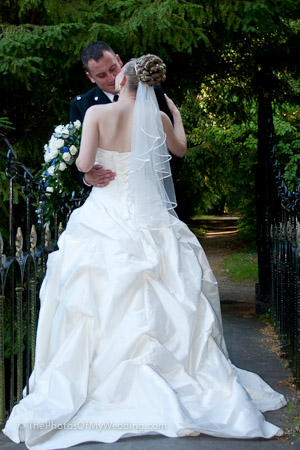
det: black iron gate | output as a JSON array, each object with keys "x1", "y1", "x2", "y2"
[
  {"x1": 0, "y1": 134, "x2": 87, "y2": 427},
  {"x1": 254, "y1": 67, "x2": 300, "y2": 384}
]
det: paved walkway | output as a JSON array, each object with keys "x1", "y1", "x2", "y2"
[{"x1": 1, "y1": 217, "x2": 299, "y2": 449}]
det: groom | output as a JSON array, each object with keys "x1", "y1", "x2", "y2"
[{"x1": 70, "y1": 41, "x2": 183, "y2": 189}]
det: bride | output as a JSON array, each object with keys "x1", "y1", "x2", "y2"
[{"x1": 3, "y1": 55, "x2": 286, "y2": 450}]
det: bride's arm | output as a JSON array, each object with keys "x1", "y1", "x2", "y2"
[
  {"x1": 76, "y1": 106, "x2": 99, "y2": 173},
  {"x1": 161, "y1": 95, "x2": 187, "y2": 158}
]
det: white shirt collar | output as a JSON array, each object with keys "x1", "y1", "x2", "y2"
[{"x1": 102, "y1": 91, "x2": 118, "y2": 102}]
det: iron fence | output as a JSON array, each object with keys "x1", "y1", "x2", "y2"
[
  {"x1": 0, "y1": 134, "x2": 87, "y2": 427},
  {"x1": 253, "y1": 66, "x2": 300, "y2": 385},
  {"x1": 270, "y1": 145, "x2": 300, "y2": 384}
]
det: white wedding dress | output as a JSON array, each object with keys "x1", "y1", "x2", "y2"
[{"x1": 3, "y1": 149, "x2": 286, "y2": 449}]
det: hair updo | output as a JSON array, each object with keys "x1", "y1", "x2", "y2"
[
  {"x1": 123, "y1": 54, "x2": 166, "y2": 91},
  {"x1": 136, "y1": 54, "x2": 166, "y2": 86}
]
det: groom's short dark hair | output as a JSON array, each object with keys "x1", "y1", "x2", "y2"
[{"x1": 81, "y1": 41, "x2": 116, "y2": 71}]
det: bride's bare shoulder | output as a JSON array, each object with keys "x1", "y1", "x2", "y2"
[{"x1": 86, "y1": 103, "x2": 115, "y2": 116}]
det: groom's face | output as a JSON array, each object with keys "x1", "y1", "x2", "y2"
[{"x1": 86, "y1": 51, "x2": 123, "y2": 94}]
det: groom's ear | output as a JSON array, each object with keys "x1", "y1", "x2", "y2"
[
  {"x1": 116, "y1": 54, "x2": 123, "y2": 68},
  {"x1": 86, "y1": 72, "x2": 96, "y2": 84}
]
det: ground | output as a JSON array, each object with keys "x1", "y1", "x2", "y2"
[{"x1": 199, "y1": 216, "x2": 300, "y2": 448}]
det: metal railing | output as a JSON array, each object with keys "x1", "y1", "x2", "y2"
[
  {"x1": 253, "y1": 66, "x2": 300, "y2": 385},
  {"x1": 269, "y1": 146, "x2": 300, "y2": 384},
  {"x1": 0, "y1": 134, "x2": 87, "y2": 427}
]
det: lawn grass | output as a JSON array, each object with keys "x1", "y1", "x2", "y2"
[
  {"x1": 192, "y1": 213, "x2": 241, "y2": 220},
  {"x1": 221, "y1": 251, "x2": 258, "y2": 282},
  {"x1": 192, "y1": 214, "x2": 221, "y2": 220},
  {"x1": 189, "y1": 226, "x2": 207, "y2": 238}
]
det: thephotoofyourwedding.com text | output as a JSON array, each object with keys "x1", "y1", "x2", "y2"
[{"x1": 19, "y1": 421, "x2": 167, "y2": 431}]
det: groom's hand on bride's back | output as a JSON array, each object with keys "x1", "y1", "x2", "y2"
[{"x1": 84, "y1": 164, "x2": 116, "y2": 188}]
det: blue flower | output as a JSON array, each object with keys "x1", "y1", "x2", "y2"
[
  {"x1": 69, "y1": 137, "x2": 74, "y2": 142},
  {"x1": 63, "y1": 146, "x2": 69, "y2": 152},
  {"x1": 52, "y1": 157, "x2": 56, "y2": 163}
]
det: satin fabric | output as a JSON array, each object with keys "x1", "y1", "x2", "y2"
[{"x1": 3, "y1": 149, "x2": 286, "y2": 449}]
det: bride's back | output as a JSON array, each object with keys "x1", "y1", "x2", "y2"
[{"x1": 96, "y1": 99, "x2": 135, "y2": 153}]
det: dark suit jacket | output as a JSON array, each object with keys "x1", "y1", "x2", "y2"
[
  {"x1": 70, "y1": 86, "x2": 111, "y2": 124},
  {"x1": 69, "y1": 85, "x2": 183, "y2": 188}
]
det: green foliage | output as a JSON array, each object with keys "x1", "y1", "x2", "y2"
[
  {"x1": 0, "y1": 117, "x2": 15, "y2": 131},
  {"x1": 177, "y1": 85, "x2": 258, "y2": 234},
  {"x1": 0, "y1": 171, "x2": 25, "y2": 239},
  {"x1": 178, "y1": 75, "x2": 300, "y2": 239},
  {"x1": 1, "y1": 0, "x2": 300, "y2": 239},
  {"x1": 221, "y1": 250, "x2": 258, "y2": 282},
  {"x1": 109, "y1": 0, "x2": 210, "y2": 56},
  {"x1": 259, "y1": 307, "x2": 271, "y2": 322},
  {"x1": 188, "y1": 225, "x2": 207, "y2": 239},
  {"x1": 176, "y1": 144, "x2": 224, "y2": 220},
  {"x1": 273, "y1": 104, "x2": 300, "y2": 191}
]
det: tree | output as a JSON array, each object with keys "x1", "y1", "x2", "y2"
[{"x1": 1, "y1": 0, "x2": 300, "y2": 228}]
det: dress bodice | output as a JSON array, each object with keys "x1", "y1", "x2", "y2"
[
  {"x1": 91, "y1": 148, "x2": 132, "y2": 220},
  {"x1": 95, "y1": 148, "x2": 131, "y2": 175}
]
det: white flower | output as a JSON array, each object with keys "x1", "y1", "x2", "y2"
[
  {"x1": 61, "y1": 126, "x2": 69, "y2": 138},
  {"x1": 46, "y1": 186, "x2": 54, "y2": 193},
  {"x1": 44, "y1": 144, "x2": 48, "y2": 151},
  {"x1": 49, "y1": 148, "x2": 59, "y2": 158},
  {"x1": 48, "y1": 135, "x2": 56, "y2": 148},
  {"x1": 55, "y1": 138, "x2": 65, "y2": 149},
  {"x1": 59, "y1": 162, "x2": 67, "y2": 171},
  {"x1": 48, "y1": 136, "x2": 60, "y2": 153},
  {"x1": 54, "y1": 125, "x2": 64, "y2": 134},
  {"x1": 74, "y1": 120, "x2": 81, "y2": 129},
  {"x1": 44, "y1": 152, "x2": 53, "y2": 163},
  {"x1": 63, "y1": 152, "x2": 71, "y2": 161},
  {"x1": 69, "y1": 145, "x2": 78, "y2": 155},
  {"x1": 48, "y1": 165, "x2": 56, "y2": 176}
]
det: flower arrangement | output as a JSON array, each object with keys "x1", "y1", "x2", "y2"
[
  {"x1": 36, "y1": 120, "x2": 85, "y2": 225},
  {"x1": 40, "y1": 120, "x2": 82, "y2": 194}
]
